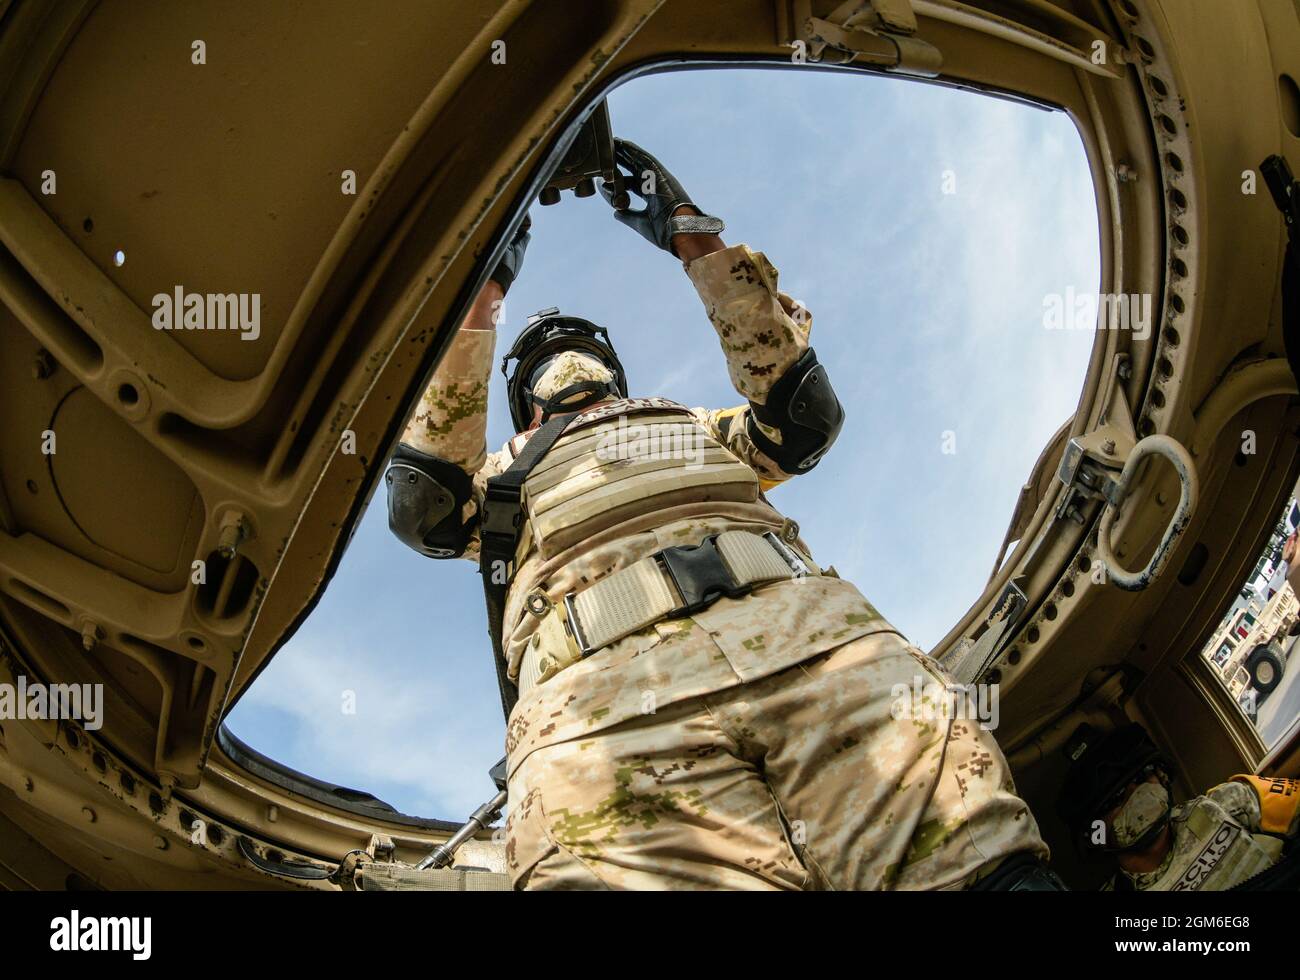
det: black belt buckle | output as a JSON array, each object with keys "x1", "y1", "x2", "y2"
[
  {"x1": 656, "y1": 535, "x2": 743, "y2": 614},
  {"x1": 480, "y1": 485, "x2": 524, "y2": 539}
]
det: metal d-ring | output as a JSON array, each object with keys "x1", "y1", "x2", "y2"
[{"x1": 1096, "y1": 435, "x2": 1198, "y2": 591}]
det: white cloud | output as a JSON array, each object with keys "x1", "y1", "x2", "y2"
[{"x1": 236, "y1": 633, "x2": 502, "y2": 817}]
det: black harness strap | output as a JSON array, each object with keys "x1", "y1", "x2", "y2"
[
  {"x1": 477, "y1": 413, "x2": 577, "y2": 721},
  {"x1": 531, "y1": 380, "x2": 617, "y2": 423}
]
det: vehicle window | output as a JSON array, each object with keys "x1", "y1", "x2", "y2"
[
  {"x1": 1199, "y1": 481, "x2": 1300, "y2": 750},
  {"x1": 226, "y1": 67, "x2": 1098, "y2": 818}
]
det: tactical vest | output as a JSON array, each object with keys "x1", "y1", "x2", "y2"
[
  {"x1": 480, "y1": 398, "x2": 801, "y2": 717},
  {"x1": 515, "y1": 399, "x2": 760, "y2": 561}
]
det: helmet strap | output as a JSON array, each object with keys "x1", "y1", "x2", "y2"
[{"x1": 531, "y1": 380, "x2": 618, "y2": 424}]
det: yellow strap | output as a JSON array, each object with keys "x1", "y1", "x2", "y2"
[{"x1": 1232, "y1": 774, "x2": 1300, "y2": 836}]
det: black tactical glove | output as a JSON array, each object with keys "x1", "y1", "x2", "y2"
[
  {"x1": 490, "y1": 213, "x2": 532, "y2": 294},
  {"x1": 599, "y1": 139, "x2": 724, "y2": 256}
]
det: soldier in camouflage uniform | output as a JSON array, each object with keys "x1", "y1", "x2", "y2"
[
  {"x1": 388, "y1": 139, "x2": 1053, "y2": 890},
  {"x1": 1059, "y1": 724, "x2": 1300, "y2": 890}
]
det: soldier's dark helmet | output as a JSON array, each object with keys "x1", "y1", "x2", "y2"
[
  {"x1": 1057, "y1": 723, "x2": 1168, "y2": 845},
  {"x1": 501, "y1": 308, "x2": 629, "y2": 431}
]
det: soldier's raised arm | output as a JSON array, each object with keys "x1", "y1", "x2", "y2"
[
  {"x1": 601, "y1": 139, "x2": 844, "y2": 488},
  {"x1": 385, "y1": 218, "x2": 531, "y2": 562},
  {"x1": 684, "y1": 242, "x2": 841, "y2": 488}
]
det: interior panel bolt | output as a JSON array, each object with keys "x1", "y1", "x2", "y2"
[{"x1": 217, "y1": 513, "x2": 251, "y2": 559}]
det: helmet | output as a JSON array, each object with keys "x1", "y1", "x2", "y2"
[
  {"x1": 501, "y1": 309, "x2": 628, "y2": 431},
  {"x1": 1057, "y1": 723, "x2": 1170, "y2": 850}
]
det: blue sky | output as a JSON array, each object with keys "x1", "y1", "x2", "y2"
[{"x1": 226, "y1": 67, "x2": 1099, "y2": 819}]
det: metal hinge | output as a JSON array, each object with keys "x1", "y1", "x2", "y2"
[
  {"x1": 792, "y1": 0, "x2": 942, "y2": 77},
  {"x1": 1055, "y1": 427, "x2": 1135, "y2": 522},
  {"x1": 1056, "y1": 353, "x2": 1139, "y2": 524}
]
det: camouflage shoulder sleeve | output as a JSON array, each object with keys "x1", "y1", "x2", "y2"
[
  {"x1": 1206, "y1": 780, "x2": 1263, "y2": 830},
  {"x1": 400, "y1": 327, "x2": 495, "y2": 473},
  {"x1": 685, "y1": 243, "x2": 812, "y2": 406},
  {"x1": 689, "y1": 405, "x2": 789, "y2": 490}
]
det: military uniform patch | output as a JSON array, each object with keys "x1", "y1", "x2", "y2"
[{"x1": 1170, "y1": 822, "x2": 1238, "y2": 891}]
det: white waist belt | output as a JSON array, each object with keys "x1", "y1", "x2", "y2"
[{"x1": 517, "y1": 529, "x2": 815, "y2": 696}]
